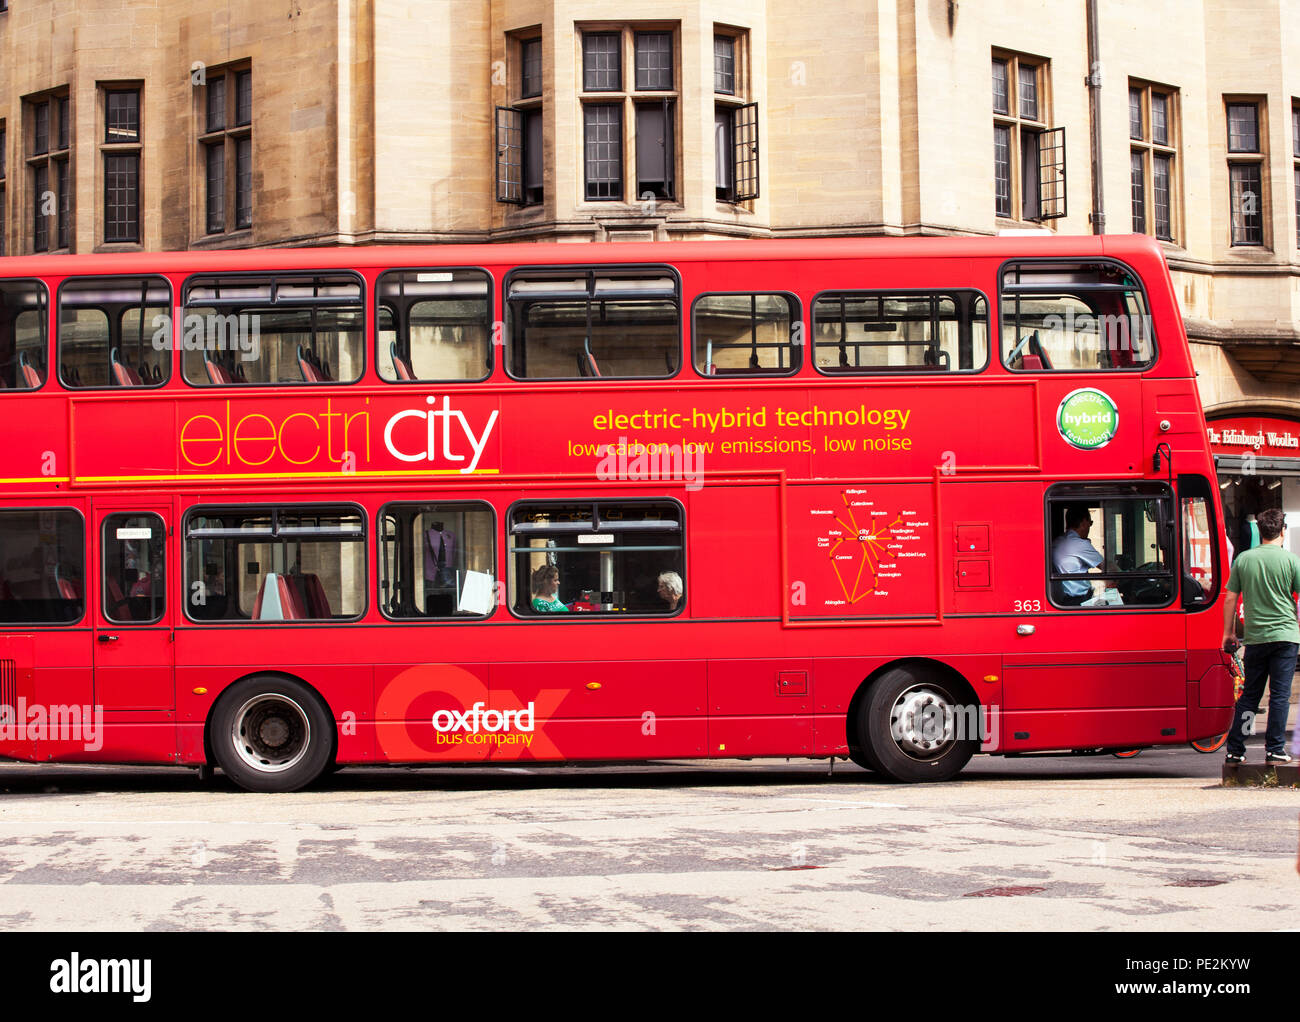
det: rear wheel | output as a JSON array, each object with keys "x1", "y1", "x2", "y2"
[
  {"x1": 1111, "y1": 748, "x2": 1142, "y2": 759},
  {"x1": 210, "y1": 676, "x2": 334, "y2": 793},
  {"x1": 855, "y1": 667, "x2": 977, "y2": 783}
]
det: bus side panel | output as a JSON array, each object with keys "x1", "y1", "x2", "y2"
[
  {"x1": 1000, "y1": 708, "x2": 1185, "y2": 751},
  {"x1": 688, "y1": 485, "x2": 781, "y2": 620},
  {"x1": 39, "y1": 722, "x2": 176, "y2": 764},
  {"x1": 706, "y1": 658, "x2": 812, "y2": 758}
]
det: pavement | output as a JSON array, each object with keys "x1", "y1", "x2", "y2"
[{"x1": 0, "y1": 737, "x2": 1294, "y2": 931}]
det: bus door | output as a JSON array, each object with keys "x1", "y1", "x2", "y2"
[
  {"x1": 93, "y1": 505, "x2": 174, "y2": 712},
  {"x1": 1002, "y1": 483, "x2": 1188, "y2": 750}
]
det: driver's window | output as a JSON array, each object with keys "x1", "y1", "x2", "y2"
[
  {"x1": 1179, "y1": 482, "x2": 1217, "y2": 606},
  {"x1": 1048, "y1": 491, "x2": 1174, "y2": 608}
]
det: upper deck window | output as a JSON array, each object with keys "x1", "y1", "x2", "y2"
[
  {"x1": 181, "y1": 272, "x2": 363, "y2": 386},
  {"x1": 58, "y1": 276, "x2": 171, "y2": 388},
  {"x1": 505, "y1": 267, "x2": 680, "y2": 379},
  {"x1": 1000, "y1": 261, "x2": 1155, "y2": 372},
  {"x1": 377, "y1": 269, "x2": 492, "y2": 382},
  {"x1": 0, "y1": 279, "x2": 48, "y2": 390},
  {"x1": 693, "y1": 293, "x2": 800, "y2": 376},
  {"x1": 811, "y1": 290, "x2": 988, "y2": 374}
]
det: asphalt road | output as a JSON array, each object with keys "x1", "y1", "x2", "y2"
[{"x1": 0, "y1": 738, "x2": 1293, "y2": 931}]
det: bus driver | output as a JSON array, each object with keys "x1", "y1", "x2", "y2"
[{"x1": 1052, "y1": 505, "x2": 1103, "y2": 606}]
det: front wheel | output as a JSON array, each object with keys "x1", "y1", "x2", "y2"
[
  {"x1": 854, "y1": 667, "x2": 977, "y2": 783},
  {"x1": 210, "y1": 676, "x2": 334, "y2": 793}
]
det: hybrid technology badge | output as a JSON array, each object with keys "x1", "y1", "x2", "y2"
[{"x1": 1057, "y1": 388, "x2": 1119, "y2": 450}]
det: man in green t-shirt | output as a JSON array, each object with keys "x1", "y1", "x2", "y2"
[{"x1": 1221, "y1": 508, "x2": 1300, "y2": 764}]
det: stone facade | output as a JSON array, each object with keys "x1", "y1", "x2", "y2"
[{"x1": 0, "y1": 0, "x2": 1297, "y2": 414}]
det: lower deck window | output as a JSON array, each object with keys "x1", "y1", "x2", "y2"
[
  {"x1": 510, "y1": 501, "x2": 683, "y2": 616},
  {"x1": 0, "y1": 509, "x2": 84, "y2": 623},
  {"x1": 185, "y1": 506, "x2": 365, "y2": 621},
  {"x1": 379, "y1": 502, "x2": 496, "y2": 618},
  {"x1": 1047, "y1": 485, "x2": 1174, "y2": 608}
]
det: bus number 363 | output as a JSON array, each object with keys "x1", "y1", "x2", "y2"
[{"x1": 1013, "y1": 600, "x2": 1042, "y2": 612}]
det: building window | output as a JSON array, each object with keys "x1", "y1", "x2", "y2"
[
  {"x1": 1226, "y1": 99, "x2": 1266, "y2": 246},
  {"x1": 0, "y1": 122, "x2": 6, "y2": 256},
  {"x1": 1129, "y1": 81, "x2": 1178, "y2": 242},
  {"x1": 24, "y1": 89, "x2": 71, "y2": 253},
  {"x1": 496, "y1": 34, "x2": 544, "y2": 207},
  {"x1": 715, "y1": 29, "x2": 758, "y2": 203},
  {"x1": 199, "y1": 66, "x2": 253, "y2": 236},
  {"x1": 1293, "y1": 100, "x2": 1299, "y2": 249},
  {"x1": 101, "y1": 85, "x2": 142, "y2": 244},
  {"x1": 574, "y1": 26, "x2": 680, "y2": 205},
  {"x1": 992, "y1": 53, "x2": 1064, "y2": 222}
]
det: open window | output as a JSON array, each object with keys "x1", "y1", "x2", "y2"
[
  {"x1": 1001, "y1": 261, "x2": 1156, "y2": 372},
  {"x1": 181, "y1": 273, "x2": 363, "y2": 386},
  {"x1": 0, "y1": 279, "x2": 48, "y2": 390},
  {"x1": 184, "y1": 506, "x2": 365, "y2": 621},
  {"x1": 1046, "y1": 483, "x2": 1175, "y2": 609},
  {"x1": 505, "y1": 267, "x2": 679, "y2": 379},
  {"x1": 510, "y1": 500, "x2": 683, "y2": 616},
  {"x1": 377, "y1": 269, "x2": 491, "y2": 382},
  {"x1": 58, "y1": 276, "x2": 170, "y2": 388},
  {"x1": 379, "y1": 502, "x2": 496, "y2": 619},
  {"x1": 812, "y1": 291, "x2": 988, "y2": 374}
]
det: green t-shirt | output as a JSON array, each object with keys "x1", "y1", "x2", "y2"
[{"x1": 1227, "y1": 543, "x2": 1300, "y2": 644}]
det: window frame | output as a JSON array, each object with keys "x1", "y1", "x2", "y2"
[
  {"x1": 997, "y1": 257, "x2": 1159, "y2": 374},
  {"x1": 1043, "y1": 482, "x2": 1178, "y2": 612},
  {"x1": 181, "y1": 502, "x2": 369, "y2": 625},
  {"x1": 376, "y1": 499, "x2": 498, "y2": 622},
  {"x1": 197, "y1": 65, "x2": 253, "y2": 240},
  {"x1": 178, "y1": 268, "x2": 366, "y2": 388},
  {"x1": 810, "y1": 287, "x2": 992, "y2": 377},
  {"x1": 502, "y1": 262, "x2": 683, "y2": 382},
  {"x1": 375, "y1": 265, "x2": 495, "y2": 385},
  {"x1": 55, "y1": 273, "x2": 173, "y2": 390},
  {"x1": 0, "y1": 506, "x2": 86, "y2": 627},
  {"x1": 25, "y1": 88, "x2": 72, "y2": 254},
  {"x1": 991, "y1": 51, "x2": 1063, "y2": 224},
  {"x1": 100, "y1": 511, "x2": 166, "y2": 626},
  {"x1": 1177, "y1": 473, "x2": 1221, "y2": 610},
  {"x1": 1225, "y1": 97, "x2": 1268, "y2": 248},
  {"x1": 505, "y1": 496, "x2": 686, "y2": 621},
  {"x1": 1128, "y1": 80, "x2": 1179, "y2": 244},
  {"x1": 690, "y1": 290, "x2": 802, "y2": 378},
  {"x1": 0, "y1": 277, "x2": 51, "y2": 392}
]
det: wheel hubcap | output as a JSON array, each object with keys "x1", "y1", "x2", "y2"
[
  {"x1": 889, "y1": 685, "x2": 956, "y2": 760},
  {"x1": 231, "y1": 694, "x2": 310, "y2": 773}
]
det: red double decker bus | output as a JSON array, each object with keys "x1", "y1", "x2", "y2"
[{"x1": 0, "y1": 235, "x2": 1234, "y2": 790}]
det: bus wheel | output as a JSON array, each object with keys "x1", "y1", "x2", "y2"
[
  {"x1": 1190, "y1": 733, "x2": 1228, "y2": 754},
  {"x1": 856, "y1": 667, "x2": 976, "y2": 783},
  {"x1": 210, "y1": 677, "x2": 334, "y2": 793},
  {"x1": 1111, "y1": 748, "x2": 1142, "y2": 759}
]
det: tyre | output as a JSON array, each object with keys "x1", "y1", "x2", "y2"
[
  {"x1": 854, "y1": 666, "x2": 977, "y2": 783},
  {"x1": 1190, "y1": 732, "x2": 1228, "y2": 754},
  {"x1": 210, "y1": 676, "x2": 334, "y2": 793},
  {"x1": 1111, "y1": 748, "x2": 1142, "y2": 759}
]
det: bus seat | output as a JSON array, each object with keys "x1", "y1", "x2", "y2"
[
  {"x1": 299, "y1": 573, "x2": 331, "y2": 617},
  {"x1": 581, "y1": 337, "x2": 601, "y2": 377},
  {"x1": 55, "y1": 569, "x2": 80, "y2": 602},
  {"x1": 111, "y1": 347, "x2": 143, "y2": 387},
  {"x1": 18, "y1": 352, "x2": 43, "y2": 388},
  {"x1": 391, "y1": 342, "x2": 415, "y2": 381},
  {"x1": 298, "y1": 345, "x2": 326, "y2": 383},
  {"x1": 1020, "y1": 354, "x2": 1045, "y2": 370},
  {"x1": 205, "y1": 353, "x2": 234, "y2": 385},
  {"x1": 106, "y1": 577, "x2": 133, "y2": 621},
  {"x1": 278, "y1": 575, "x2": 305, "y2": 619},
  {"x1": 253, "y1": 573, "x2": 282, "y2": 620}
]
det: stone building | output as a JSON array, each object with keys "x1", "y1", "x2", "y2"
[{"x1": 2, "y1": 0, "x2": 1300, "y2": 537}]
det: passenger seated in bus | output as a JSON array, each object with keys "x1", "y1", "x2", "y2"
[
  {"x1": 657, "y1": 571, "x2": 682, "y2": 612},
  {"x1": 1051, "y1": 505, "x2": 1103, "y2": 606},
  {"x1": 530, "y1": 564, "x2": 569, "y2": 613}
]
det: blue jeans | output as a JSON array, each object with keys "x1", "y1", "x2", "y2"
[{"x1": 1226, "y1": 641, "x2": 1297, "y2": 756}]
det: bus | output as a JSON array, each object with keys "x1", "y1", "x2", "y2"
[{"x1": 0, "y1": 235, "x2": 1235, "y2": 791}]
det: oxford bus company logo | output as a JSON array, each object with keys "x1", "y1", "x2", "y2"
[
  {"x1": 0, "y1": 699, "x2": 104, "y2": 751},
  {"x1": 1057, "y1": 388, "x2": 1119, "y2": 451},
  {"x1": 431, "y1": 701, "x2": 536, "y2": 748}
]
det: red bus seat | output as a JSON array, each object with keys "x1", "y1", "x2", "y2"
[
  {"x1": 106, "y1": 577, "x2": 132, "y2": 620},
  {"x1": 205, "y1": 353, "x2": 234, "y2": 384},
  {"x1": 111, "y1": 348, "x2": 143, "y2": 387},
  {"x1": 18, "y1": 352, "x2": 43, "y2": 388},
  {"x1": 391, "y1": 342, "x2": 415, "y2": 381}
]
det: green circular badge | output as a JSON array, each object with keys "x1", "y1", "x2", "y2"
[{"x1": 1057, "y1": 388, "x2": 1119, "y2": 450}]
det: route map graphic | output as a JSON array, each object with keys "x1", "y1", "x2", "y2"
[{"x1": 802, "y1": 487, "x2": 932, "y2": 613}]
